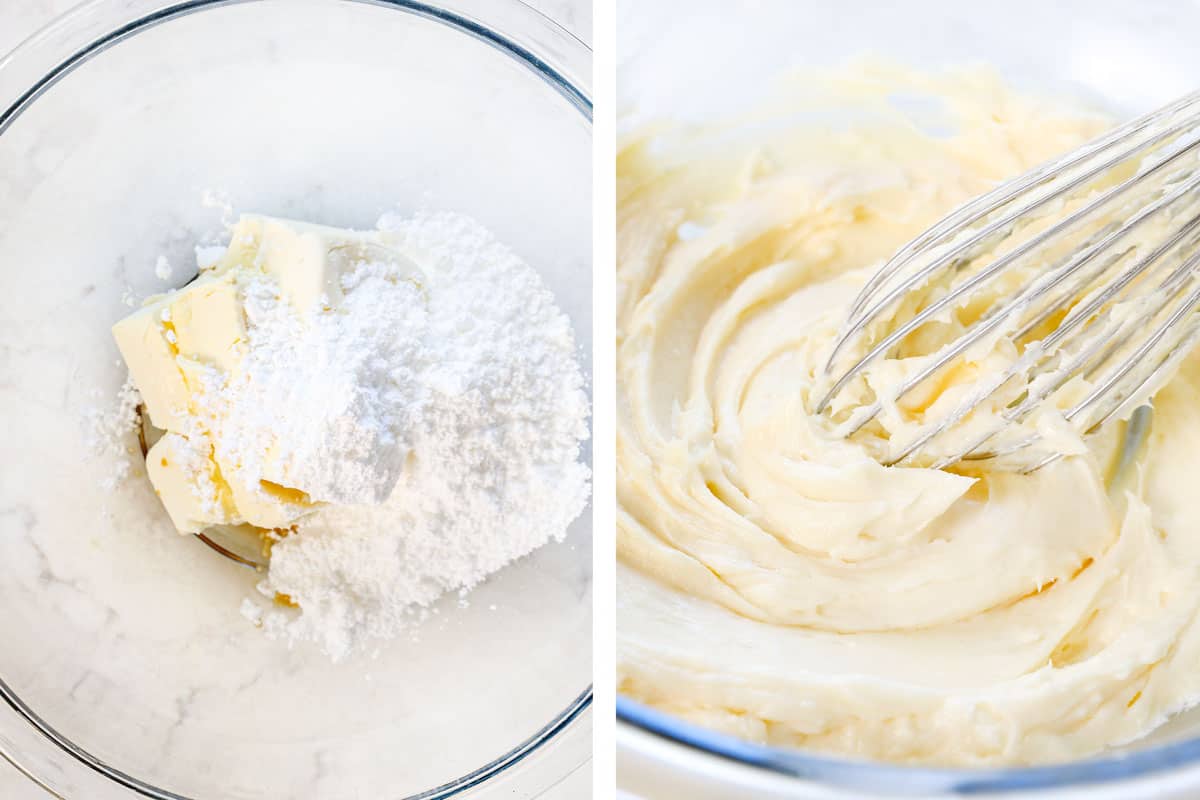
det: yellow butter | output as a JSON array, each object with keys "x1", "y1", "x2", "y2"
[
  {"x1": 229, "y1": 215, "x2": 379, "y2": 311},
  {"x1": 223, "y1": 474, "x2": 312, "y2": 530},
  {"x1": 145, "y1": 432, "x2": 236, "y2": 534},
  {"x1": 115, "y1": 214, "x2": 366, "y2": 535},
  {"x1": 111, "y1": 303, "x2": 188, "y2": 430},
  {"x1": 169, "y1": 274, "x2": 245, "y2": 371}
]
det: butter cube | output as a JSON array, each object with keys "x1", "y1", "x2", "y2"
[
  {"x1": 169, "y1": 274, "x2": 245, "y2": 371},
  {"x1": 207, "y1": 215, "x2": 423, "y2": 313},
  {"x1": 146, "y1": 433, "x2": 236, "y2": 534},
  {"x1": 234, "y1": 215, "x2": 378, "y2": 311},
  {"x1": 175, "y1": 355, "x2": 224, "y2": 405},
  {"x1": 112, "y1": 303, "x2": 189, "y2": 430},
  {"x1": 222, "y1": 470, "x2": 315, "y2": 530},
  {"x1": 114, "y1": 214, "x2": 409, "y2": 538}
]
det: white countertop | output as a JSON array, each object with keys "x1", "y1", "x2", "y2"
[{"x1": 0, "y1": 2, "x2": 591, "y2": 798}]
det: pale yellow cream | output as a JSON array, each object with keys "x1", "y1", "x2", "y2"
[{"x1": 616, "y1": 67, "x2": 1200, "y2": 765}]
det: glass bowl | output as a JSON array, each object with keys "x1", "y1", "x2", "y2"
[
  {"x1": 0, "y1": 1, "x2": 591, "y2": 798},
  {"x1": 617, "y1": 0, "x2": 1200, "y2": 796}
]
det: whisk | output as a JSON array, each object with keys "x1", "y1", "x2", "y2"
[{"x1": 815, "y1": 90, "x2": 1200, "y2": 473}]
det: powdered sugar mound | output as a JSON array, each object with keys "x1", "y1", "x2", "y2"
[
  {"x1": 247, "y1": 211, "x2": 591, "y2": 661},
  {"x1": 212, "y1": 261, "x2": 428, "y2": 507}
]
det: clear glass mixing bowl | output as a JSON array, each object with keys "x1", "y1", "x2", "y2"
[
  {"x1": 0, "y1": 1, "x2": 591, "y2": 798},
  {"x1": 617, "y1": 0, "x2": 1200, "y2": 796}
]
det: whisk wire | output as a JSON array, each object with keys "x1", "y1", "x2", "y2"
[
  {"x1": 818, "y1": 138, "x2": 1200, "y2": 418},
  {"x1": 832, "y1": 96, "x2": 1200, "y2": 357},
  {"x1": 843, "y1": 91, "x2": 1200, "y2": 328},
  {"x1": 817, "y1": 91, "x2": 1200, "y2": 472}
]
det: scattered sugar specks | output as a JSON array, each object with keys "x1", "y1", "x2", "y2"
[
  {"x1": 82, "y1": 378, "x2": 142, "y2": 490},
  {"x1": 154, "y1": 255, "x2": 173, "y2": 280},
  {"x1": 195, "y1": 245, "x2": 226, "y2": 270}
]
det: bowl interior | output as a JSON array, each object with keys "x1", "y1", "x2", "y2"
[
  {"x1": 617, "y1": 0, "x2": 1200, "y2": 790},
  {"x1": 0, "y1": 2, "x2": 591, "y2": 798}
]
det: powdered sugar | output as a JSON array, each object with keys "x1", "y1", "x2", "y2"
[
  {"x1": 241, "y1": 211, "x2": 590, "y2": 660},
  {"x1": 83, "y1": 376, "x2": 142, "y2": 490},
  {"x1": 154, "y1": 254, "x2": 173, "y2": 280},
  {"x1": 96, "y1": 209, "x2": 588, "y2": 660},
  {"x1": 208, "y1": 259, "x2": 428, "y2": 509}
]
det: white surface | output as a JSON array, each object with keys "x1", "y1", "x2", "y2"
[
  {"x1": 616, "y1": 0, "x2": 1200, "y2": 798},
  {"x1": 1, "y1": 19, "x2": 72, "y2": 794},
  {"x1": 0, "y1": 1, "x2": 592, "y2": 799}
]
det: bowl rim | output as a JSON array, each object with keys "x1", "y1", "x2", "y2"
[
  {"x1": 0, "y1": 0, "x2": 592, "y2": 135},
  {"x1": 618, "y1": 695, "x2": 1200, "y2": 795},
  {"x1": 0, "y1": 1, "x2": 592, "y2": 798}
]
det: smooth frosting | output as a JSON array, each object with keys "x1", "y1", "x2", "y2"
[{"x1": 616, "y1": 66, "x2": 1200, "y2": 765}]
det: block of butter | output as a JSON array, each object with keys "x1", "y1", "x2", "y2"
[
  {"x1": 113, "y1": 214, "x2": 397, "y2": 535},
  {"x1": 208, "y1": 214, "x2": 389, "y2": 311}
]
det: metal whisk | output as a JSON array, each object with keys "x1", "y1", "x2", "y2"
[{"x1": 815, "y1": 90, "x2": 1200, "y2": 473}]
